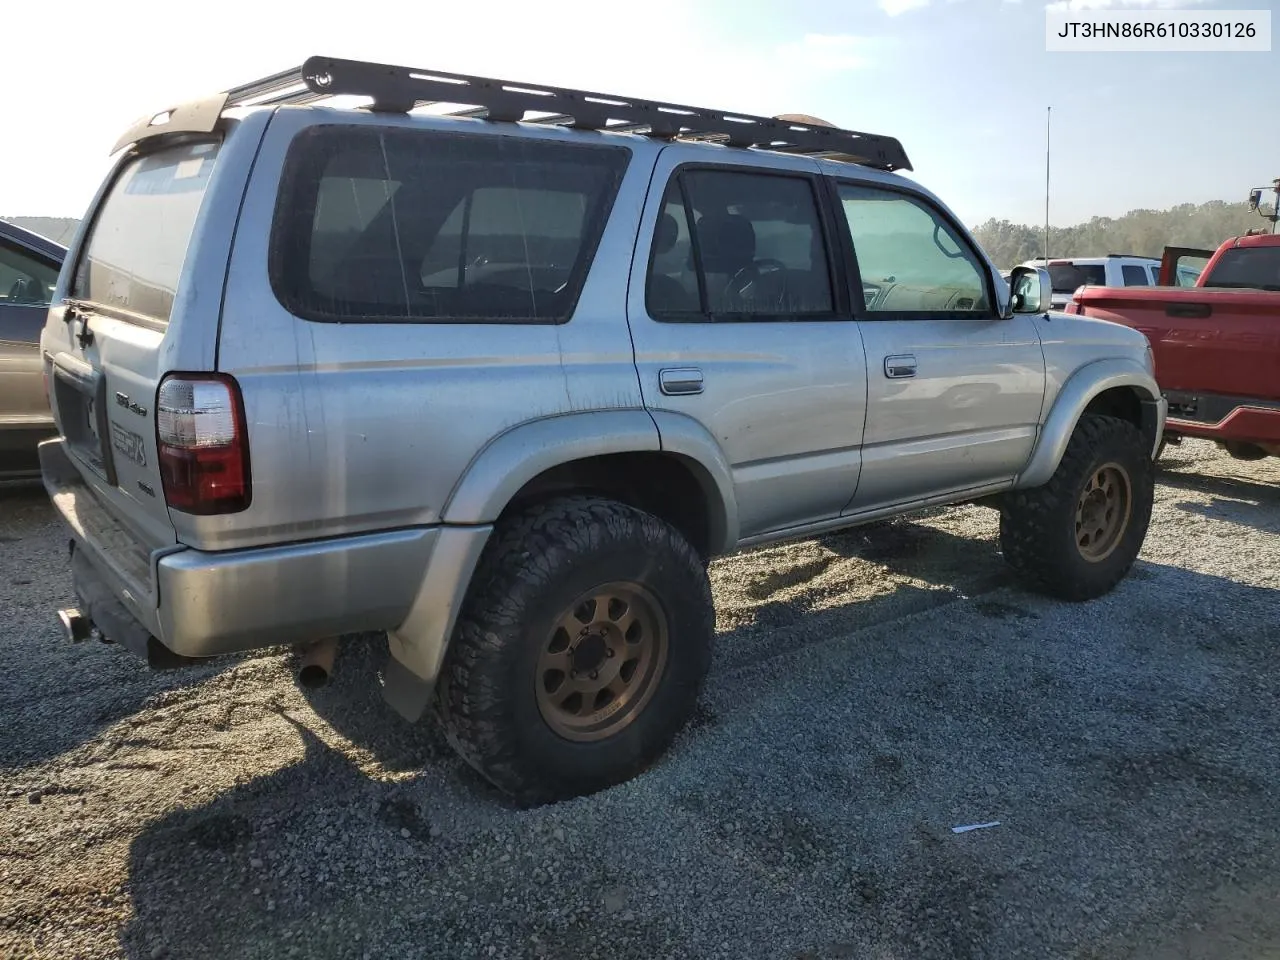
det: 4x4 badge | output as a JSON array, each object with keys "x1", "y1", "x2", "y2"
[{"x1": 115, "y1": 392, "x2": 148, "y2": 417}]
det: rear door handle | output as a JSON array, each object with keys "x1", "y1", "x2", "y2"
[
  {"x1": 659, "y1": 367, "x2": 704, "y2": 396},
  {"x1": 884, "y1": 354, "x2": 917, "y2": 379},
  {"x1": 1165, "y1": 302, "x2": 1212, "y2": 319}
]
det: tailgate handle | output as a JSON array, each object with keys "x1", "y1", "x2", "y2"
[{"x1": 1165, "y1": 303, "x2": 1212, "y2": 319}]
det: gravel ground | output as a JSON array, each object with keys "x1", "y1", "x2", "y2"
[{"x1": 2, "y1": 439, "x2": 1279, "y2": 960}]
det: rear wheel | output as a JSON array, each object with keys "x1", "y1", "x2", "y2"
[
  {"x1": 436, "y1": 496, "x2": 714, "y2": 804},
  {"x1": 1000, "y1": 414, "x2": 1154, "y2": 601}
]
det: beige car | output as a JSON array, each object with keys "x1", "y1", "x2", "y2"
[{"x1": 1, "y1": 219, "x2": 64, "y2": 479}]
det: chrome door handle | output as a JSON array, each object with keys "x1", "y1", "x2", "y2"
[
  {"x1": 659, "y1": 367, "x2": 704, "y2": 396},
  {"x1": 884, "y1": 354, "x2": 917, "y2": 379}
]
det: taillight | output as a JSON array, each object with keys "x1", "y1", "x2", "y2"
[{"x1": 156, "y1": 374, "x2": 251, "y2": 515}]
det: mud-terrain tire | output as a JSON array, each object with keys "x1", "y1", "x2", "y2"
[
  {"x1": 1000, "y1": 414, "x2": 1154, "y2": 601},
  {"x1": 436, "y1": 496, "x2": 714, "y2": 805}
]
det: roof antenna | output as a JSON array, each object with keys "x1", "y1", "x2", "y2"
[{"x1": 1044, "y1": 105, "x2": 1051, "y2": 260}]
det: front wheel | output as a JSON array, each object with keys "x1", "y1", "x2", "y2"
[
  {"x1": 436, "y1": 496, "x2": 714, "y2": 805},
  {"x1": 1000, "y1": 414, "x2": 1155, "y2": 601}
]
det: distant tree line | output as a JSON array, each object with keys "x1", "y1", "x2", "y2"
[{"x1": 971, "y1": 200, "x2": 1273, "y2": 270}]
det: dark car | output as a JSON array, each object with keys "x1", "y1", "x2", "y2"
[{"x1": 1, "y1": 219, "x2": 66, "y2": 478}]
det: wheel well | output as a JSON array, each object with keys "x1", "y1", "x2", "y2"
[
  {"x1": 502, "y1": 453, "x2": 719, "y2": 559},
  {"x1": 1084, "y1": 387, "x2": 1143, "y2": 429}
]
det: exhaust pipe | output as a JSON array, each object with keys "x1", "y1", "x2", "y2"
[{"x1": 297, "y1": 637, "x2": 338, "y2": 689}]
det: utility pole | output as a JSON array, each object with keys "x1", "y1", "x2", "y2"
[{"x1": 1044, "y1": 106, "x2": 1051, "y2": 259}]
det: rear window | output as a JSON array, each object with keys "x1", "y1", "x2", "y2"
[
  {"x1": 1048, "y1": 263, "x2": 1106, "y2": 294},
  {"x1": 1204, "y1": 247, "x2": 1280, "y2": 291},
  {"x1": 72, "y1": 141, "x2": 219, "y2": 325},
  {"x1": 270, "y1": 126, "x2": 630, "y2": 323}
]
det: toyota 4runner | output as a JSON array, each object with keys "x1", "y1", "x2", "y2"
[{"x1": 38, "y1": 56, "x2": 1166, "y2": 803}]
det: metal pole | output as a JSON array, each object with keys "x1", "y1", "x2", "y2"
[
  {"x1": 1044, "y1": 106, "x2": 1051, "y2": 259},
  {"x1": 1273, "y1": 178, "x2": 1279, "y2": 234}
]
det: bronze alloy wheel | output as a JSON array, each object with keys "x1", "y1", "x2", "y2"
[
  {"x1": 1075, "y1": 462, "x2": 1133, "y2": 563},
  {"x1": 535, "y1": 582, "x2": 669, "y2": 742}
]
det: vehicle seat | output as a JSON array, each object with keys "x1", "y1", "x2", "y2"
[
  {"x1": 694, "y1": 213, "x2": 756, "y2": 312},
  {"x1": 647, "y1": 212, "x2": 699, "y2": 314}
]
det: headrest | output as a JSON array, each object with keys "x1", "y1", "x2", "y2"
[{"x1": 654, "y1": 212, "x2": 679, "y2": 256}]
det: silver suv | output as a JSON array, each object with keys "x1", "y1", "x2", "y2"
[{"x1": 39, "y1": 57, "x2": 1166, "y2": 803}]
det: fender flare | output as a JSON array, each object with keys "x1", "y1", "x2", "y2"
[
  {"x1": 440, "y1": 409, "x2": 739, "y2": 553},
  {"x1": 648, "y1": 409, "x2": 739, "y2": 554},
  {"x1": 1016, "y1": 358, "x2": 1163, "y2": 490},
  {"x1": 441, "y1": 409, "x2": 660, "y2": 523}
]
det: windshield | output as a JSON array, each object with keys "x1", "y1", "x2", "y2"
[
  {"x1": 1048, "y1": 263, "x2": 1106, "y2": 294},
  {"x1": 1204, "y1": 246, "x2": 1280, "y2": 291}
]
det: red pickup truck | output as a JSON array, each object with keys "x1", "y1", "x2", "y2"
[{"x1": 1066, "y1": 232, "x2": 1280, "y2": 461}]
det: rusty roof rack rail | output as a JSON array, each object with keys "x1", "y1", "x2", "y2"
[{"x1": 115, "y1": 54, "x2": 911, "y2": 171}]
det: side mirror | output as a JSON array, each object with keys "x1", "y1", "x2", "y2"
[
  {"x1": 1248, "y1": 188, "x2": 1263, "y2": 212},
  {"x1": 1005, "y1": 265, "x2": 1051, "y2": 316}
]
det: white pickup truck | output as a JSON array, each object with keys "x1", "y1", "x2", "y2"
[{"x1": 1017, "y1": 255, "x2": 1161, "y2": 310}]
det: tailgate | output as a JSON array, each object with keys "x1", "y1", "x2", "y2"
[
  {"x1": 44, "y1": 140, "x2": 224, "y2": 552},
  {"x1": 1074, "y1": 286, "x2": 1280, "y2": 403}
]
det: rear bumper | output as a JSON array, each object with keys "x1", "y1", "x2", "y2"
[{"x1": 41, "y1": 437, "x2": 448, "y2": 660}]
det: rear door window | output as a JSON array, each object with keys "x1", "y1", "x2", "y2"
[
  {"x1": 71, "y1": 141, "x2": 219, "y2": 326},
  {"x1": 1121, "y1": 264, "x2": 1150, "y2": 286},
  {"x1": 646, "y1": 169, "x2": 835, "y2": 320},
  {"x1": 271, "y1": 126, "x2": 630, "y2": 323}
]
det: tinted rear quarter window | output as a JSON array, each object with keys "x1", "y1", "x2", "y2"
[
  {"x1": 1048, "y1": 263, "x2": 1105, "y2": 294},
  {"x1": 72, "y1": 141, "x2": 219, "y2": 325},
  {"x1": 271, "y1": 126, "x2": 630, "y2": 323}
]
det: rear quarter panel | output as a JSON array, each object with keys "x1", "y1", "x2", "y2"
[{"x1": 202, "y1": 109, "x2": 658, "y2": 550}]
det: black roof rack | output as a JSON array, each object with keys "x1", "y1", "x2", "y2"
[
  {"x1": 112, "y1": 55, "x2": 912, "y2": 172},
  {"x1": 1105, "y1": 253, "x2": 1158, "y2": 260}
]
